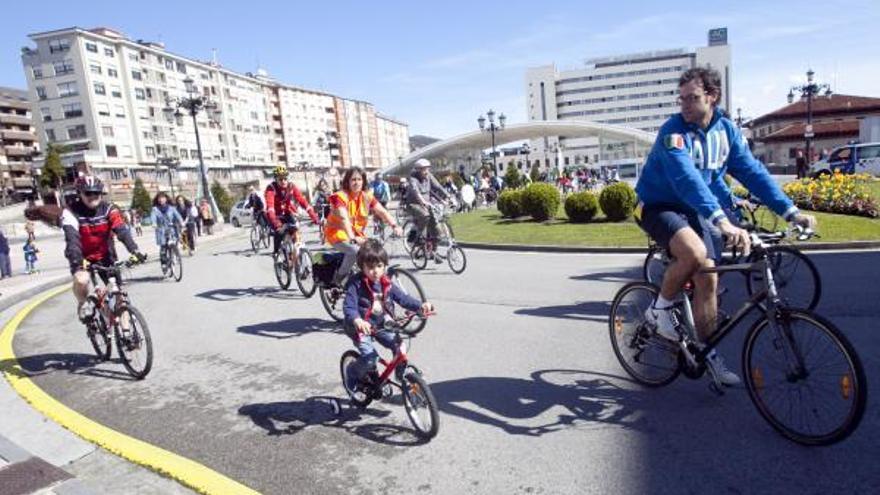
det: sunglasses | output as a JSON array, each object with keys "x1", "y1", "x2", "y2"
[{"x1": 83, "y1": 191, "x2": 102, "y2": 198}]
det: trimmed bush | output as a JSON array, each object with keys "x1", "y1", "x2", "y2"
[
  {"x1": 497, "y1": 189, "x2": 525, "y2": 218},
  {"x1": 504, "y1": 164, "x2": 522, "y2": 189},
  {"x1": 599, "y1": 182, "x2": 637, "y2": 221},
  {"x1": 521, "y1": 182, "x2": 562, "y2": 221},
  {"x1": 565, "y1": 191, "x2": 600, "y2": 223}
]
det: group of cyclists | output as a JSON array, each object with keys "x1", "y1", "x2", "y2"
[{"x1": 33, "y1": 65, "x2": 844, "y2": 441}]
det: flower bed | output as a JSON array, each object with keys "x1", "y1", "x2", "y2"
[{"x1": 782, "y1": 172, "x2": 878, "y2": 218}]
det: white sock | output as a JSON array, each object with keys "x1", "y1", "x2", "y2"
[{"x1": 655, "y1": 295, "x2": 675, "y2": 309}]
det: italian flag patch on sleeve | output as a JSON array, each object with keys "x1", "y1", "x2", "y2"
[{"x1": 664, "y1": 133, "x2": 685, "y2": 150}]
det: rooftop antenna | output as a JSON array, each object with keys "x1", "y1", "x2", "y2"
[{"x1": 212, "y1": 48, "x2": 218, "y2": 66}]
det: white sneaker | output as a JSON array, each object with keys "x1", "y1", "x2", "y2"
[
  {"x1": 706, "y1": 350, "x2": 742, "y2": 386},
  {"x1": 644, "y1": 305, "x2": 681, "y2": 341}
]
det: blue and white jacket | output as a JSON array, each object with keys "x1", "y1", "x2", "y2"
[{"x1": 635, "y1": 109, "x2": 798, "y2": 225}]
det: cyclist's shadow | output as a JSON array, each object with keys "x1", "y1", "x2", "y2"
[
  {"x1": 428, "y1": 369, "x2": 649, "y2": 436},
  {"x1": 0, "y1": 353, "x2": 136, "y2": 382}
]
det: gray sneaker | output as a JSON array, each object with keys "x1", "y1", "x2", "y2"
[
  {"x1": 644, "y1": 305, "x2": 681, "y2": 341},
  {"x1": 706, "y1": 350, "x2": 742, "y2": 386}
]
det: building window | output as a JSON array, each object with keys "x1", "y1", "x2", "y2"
[
  {"x1": 63, "y1": 102, "x2": 83, "y2": 118},
  {"x1": 120, "y1": 145, "x2": 133, "y2": 158},
  {"x1": 131, "y1": 70, "x2": 142, "y2": 81},
  {"x1": 57, "y1": 81, "x2": 78, "y2": 98},
  {"x1": 67, "y1": 124, "x2": 87, "y2": 139},
  {"x1": 111, "y1": 86, "x2": 122, "y2": 98},
  {"x1": 36, "y1": 86, "x2": 47, "y2": 100},
  {"x1": 97, "y1": 103, "x2": 110, "y2": 116},
  {"x1": 165, "y1": 59, "x2": 174, "y2": 70},
  {"x1": 45, "y1": 129, "x2": 56, "y2": 142},
  {"x1": 94, "y1": 82, "x2": 106, "y2": 95},
  {"x1": 114, "y1": 105, "x2": 125, "y2": 118},
  {"x1": 48, "y1": 38, "x2": 70, "y2": 54},
  {"x1": 128, "y1": 53, "x2": 138, "y2": 62},
  {"x1": 40, "y1": 107, "x2": 52, "y2": 121},
  {"x1": 89, "y1": 63, "x2": 102, "y2": 74},
  {"x1": 107, "y1": 68, "x2": 118, "y2": 78},
  {"x1": 32, "y1": 67, "x2": 43, "y2": 79},
  {"x1": 134, "y1": 88, "x2": 145, "y2": 100},
  {"x1": 145, "y1": 146, "x2": 155, "y2": 158},
  {"x1": 175, "y1": 61, "x2": 186, "y2": 74},
  {"x1": 104, "y1": 47, "x2": 114, "y2": 57},
  {"x1": 105, "y1": 145, "x2": 118, "y2": 157},
  {"x1": 102, "y1": 125, "x2": 114, "y2": 137},
  {"x1": 85, "y1": 42, "x2": 98, "y2": 53},
  {"x1": 53, "y1": 59, "x2": 75, "y2": 76}
]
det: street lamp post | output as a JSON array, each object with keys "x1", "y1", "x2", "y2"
[
  {"x1": 788, "y1": 69, "x2": 832, "y2": 165},
  {"x1": 156, "y1": 156, "x2": 179, "y2": 196},
  {"x1": 164, "y1": 76, "x2": 222, "y2": 221},
  {"x1": 522, "y1": 143, "x2": 531, "y2": 172},
  {"x1": 477, "y1": 109, "x2": 506, "y2": 175}
]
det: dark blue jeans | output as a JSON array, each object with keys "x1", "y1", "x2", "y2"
[
  {"x1": 344, "y1": 322, "x2": 400, "y2": 388},
  {"x1": 0, "y1": 253, "x2": 11, "y2": 277}
]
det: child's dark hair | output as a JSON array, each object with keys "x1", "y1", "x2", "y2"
[{"x1": 357, "y1": 238, "x2": 388, "y2": 268}]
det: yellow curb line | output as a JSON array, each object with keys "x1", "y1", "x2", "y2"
[{"x1": 0, "y1": 284, "x2": 261, "y2": 495}]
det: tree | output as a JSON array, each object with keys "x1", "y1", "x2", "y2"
[
  {"x1": 503, "y1": 164, "x2": 522, "y2": 189},
  {"x1": 211, "y1": 180, "x2": 234, "y2": 221},
  {"x1": 530, "y1": 163, "x2": 541, "y2": 183},
  {"x1": 41, "y1": 144, "x2": 65, "y2": 189},
  {"x1": 130, "y1": 178, "x2": 152, "y2": 216}
]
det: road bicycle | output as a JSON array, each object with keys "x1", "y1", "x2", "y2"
[
  {"x1": 643, "y1": 228, "x2": 821, "y2": 311},
  {"x1": 340, "y1": 311, "x2": 439, "y2": 439},
  {"x1": 81, "y1": 260, "x2": 153, "y2": 379},
  {"x1": 272, "y1": 222, "x2": 316, "y2": 297},
  {"x1": 408, "y1": 203, "x2": 467, "y2": 274},
  {"x1": 312, "y1": 251, "x2": 429, "y2": 335},
  {"x1": 250, "y1": 214, "x2": 270, "y2": 253},
  {"x1": 159, "y1": 226, "x2": 183, "y2": 282},
  {"x1": 609, "y1": 229, "x2": 865, "y2": 446}
]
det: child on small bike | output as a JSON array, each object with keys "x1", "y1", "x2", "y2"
[{"x1": 343, "y1": 239, "x2": 433, "y2": 391}]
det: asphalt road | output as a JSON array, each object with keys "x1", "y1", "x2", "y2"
[{"x1": 9, "y1": 228, "x2": 880, "y2": 495}]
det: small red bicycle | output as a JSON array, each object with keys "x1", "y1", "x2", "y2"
[{"x1": 339, "y1": 311, "x2": 439, "y2": 439}]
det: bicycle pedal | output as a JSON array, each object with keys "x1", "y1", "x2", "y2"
[{"x1": 381, "y1": 383, "x2": 393, "y2": 399}]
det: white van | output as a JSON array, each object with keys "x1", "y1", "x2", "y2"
[{"x1": 810, "y1": 142, "x2": 880, "y2": 177}]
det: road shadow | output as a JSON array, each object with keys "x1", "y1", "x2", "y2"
[
  {"x1": 0, "y1": 352, "x2": 135, "y2": 381},
  {"x1": 514, "y1": 300, "x2": 612, "y2": 322},
  {"x1": 195, "y1": 286, "x2": 304, "y2": 302},
  {"x1": 238, "y1": 396, "x2": 428, "y2": 446},
  {"x1": 237, "y1": 318, "x2": 341, "y2": 339},
  {"x1": 124, "y1": 275, "x2": 167, "y2": 284},
  {"x1": 211, "y1": 247, "x2": 266, "y2": 258},
  {"x1": 569, "y1": 266, "x2": 642, "y2": 283},
  {"x1": 428, "y1": 369, "x2": 648, "y2": 436}
]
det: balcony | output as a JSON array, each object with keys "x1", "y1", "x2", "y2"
[
  {"x1": 3, "y1": 145, "x2": 36, "y2": 157},
  {"x1": 0, "y1": 114, "x2": 32, "y2": 126},
  {"x1": 1, "y1": 130, "x2": 37, "y2": 142}
]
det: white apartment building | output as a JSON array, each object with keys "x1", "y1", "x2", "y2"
[
  {"x1": 20, "y1": 26, "x2": 408, "y2": 201},
  {"x1": 376, "y1": 114, "x2": 409, "y2": 169},
  {"x1": 335, "y1": 98, "x2": 379, "y2": 170},
  {"x1": 525, "y1": 28, "x2": 731, "y2": 174}
]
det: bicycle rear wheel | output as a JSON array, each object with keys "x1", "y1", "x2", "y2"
[
  {"x1": 294, "y1": 248, "x2": 317, "y2": 298},
  {"x1": 340, "y1": 350, "x2": 372, "y2": 408},
  {"x1": 388, "y1": 267, "x2": 427, "y2": 335},
  {"x1": 609, "y1": 282, "x2": 681, "y2": 386},
  {"x1": 642, "y1": 245, "x2": 668, "y2": 285},
  {"x1": 743, "y1": 309, "x2": 866, "y2": 446},
  {"x1": 746, "y1": 245, "x2": 821, "y2": 310},
  {"x1": 115, "y1": 306, "x2": 153, "y2": 379},
  {"x1": 319, "y1": 285, "x2": 345, "y2": 322},
  {"x1": 446, "y1": 245, "x2": 467, "y2": 274},
  {"x1": 402, "y1": 371, "x2": 440, "y2": 439}
]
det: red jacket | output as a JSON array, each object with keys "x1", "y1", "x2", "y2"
[{"x1": 264, "y1": 182, "x2": 319, "y2": 228}]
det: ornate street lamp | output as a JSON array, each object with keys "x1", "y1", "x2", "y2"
[
  {"x1": 163, "y1": 76, "x2": 222, "y2": 220},
  {"x1": 521, "y1": 142, "x2": 531, "y2": 171},
  {"x1": 787, "y1": 69, "x2": 832, "y2": 164},
  {"x1": 477, "y1": 109, "x2": 506, "y2": 174}
]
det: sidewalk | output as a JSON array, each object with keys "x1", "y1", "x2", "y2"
[{"x1": 0, "y1": 225, "x2": 245, "y2": 495}]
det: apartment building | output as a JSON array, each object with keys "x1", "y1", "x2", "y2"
[{"x1": 0, "y1": 87, "x2": 39, "y2": 201}]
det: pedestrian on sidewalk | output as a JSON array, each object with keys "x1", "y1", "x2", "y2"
[
  {"x1": 189, "y1": 200, "x2": 201, "y2": 238},
  {"x1": 23, "y1": 239, "x2": 39, "y2": 274},
  {"x1": 0, "y1": 230, "x2": 11, "y2": 278},
  {"x1": 132, "y1": 210, "x2": 144, "y2": 237},
  {"x1": 25, "y1": 219, "x2": 36, "y2": 242},
  {"x1": 199, "y1": 198, "x2": 214, "y2": 235}
]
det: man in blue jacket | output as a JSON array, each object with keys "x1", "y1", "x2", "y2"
[{"x1": 635, "y1": 67, "x2": 815, "y2": 386}]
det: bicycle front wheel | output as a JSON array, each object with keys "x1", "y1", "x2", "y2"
[
  {"x1": 274, "y1": 249, "x2": 292, "y2": 290},
  {"x1": 294, "y1": 248, "x2": 317, "y2": 298},
  {"x1": 169, "y1": 246, "x2": 183, "y2": 282},
  {"x1": 250, "y1": 226, "x2": 261, "y2": 252},
  {"x1": 115, "y1": 306, "x2": 153, "y2": 379},
  {"x1": 743, "y1": 309, "x2": 866, "y2": 446},
  {"x1": 401, "y1": 220, "x2": 416, "y2": 254},
  {"x1": 410, "y1": 245, "x2": 428, "y2": 270},
  {"x1": 388, "y1": 267, "x2": 428, "y2": 335},
  {"x1": 402, "y1": 371, "x2": 439, "y2": 439},
  {"x1": 446, "y1": 245, "x2": 467, "y2": 274},
  {"x1": 87, "y1": 307, "x2": 112, "y2": 361},
  {"x1": 747, "y1": 245, "x2": 821, "y2": 310},
  {"x1": 609, "y1": 282, "x2": 681, "y2": 386}
]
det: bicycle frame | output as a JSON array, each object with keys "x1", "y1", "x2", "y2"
[{"x1": 375, "y1": 335, "x2": 409, "y2": 387}]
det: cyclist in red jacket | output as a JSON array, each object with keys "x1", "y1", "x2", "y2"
[{"x1": 264, "y1": 165, "x2": 320, "y2": 254}]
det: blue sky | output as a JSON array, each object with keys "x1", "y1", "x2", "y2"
[{"x1": 1, "y1": 0, "x2": 878, "y2": 138}]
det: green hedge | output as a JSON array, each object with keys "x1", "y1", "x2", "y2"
[
  {"x1": 497, "y1": 189, "x2": 525, "y2": 218},
  {"x1": 599, "y1": 182, "x2": 637, "y2": 221},
  {"x1": 564, "y1": 191, "x2": 600, "y2": 223},
  {"x1": 522, "y1": 182, "x2": 562, "y2": 221}
]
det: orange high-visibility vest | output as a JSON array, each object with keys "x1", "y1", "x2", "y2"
[{"x1": 324, "y1": 190, "x2": 374, "y2": 245}]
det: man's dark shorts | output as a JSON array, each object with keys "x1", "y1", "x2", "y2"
[{"x1": 638, "y1": 204, "x2": 722, "y2": 262}]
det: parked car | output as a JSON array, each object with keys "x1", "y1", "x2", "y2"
[
  {"x1": 229, "y1": 200, "x2": 253, "y2": 227},
  {"x1": 810, "y1": 142, "x2": 880, "y2": 177}
]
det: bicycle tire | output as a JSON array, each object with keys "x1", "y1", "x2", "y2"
[
  {"x1": 402, "y1": 371, "x2": 440, "y2": 439},
  {"x1": 319, "y1": 285, "x2": 345, "y2": 322},
  {"x1": 115, "y1": 305, "x2": 153, "y2": 379},
  {"x1": 746, "y1": 245, "x2": 821, "y2": 311},
  {"x1": 410, "y1": 245, "x2": 428, "y2": 270},
  {"x1": 642, "y1": 245, "x2": 668, "y2": 285},
  {"x1": 340, "y1": 350, "x2": 372, "y2": 408},
  {"x1": 250, "y1": 225, "x2": 261, "y2": 252},
  {"x1": 160, "y1": 246, "x2": 170, "y2": 277},
  {"x1": 742, "y1": 309, "x2": 866, "y2": 446},
  {"x1": 170, "y1": 246, "x2": 183, "y2": 282},
  {"x1": 751, "y1": 205, "x2": 781, "y2": 233},
  {"x1": 388, "y1": 267, "x2": 428, "y2": 335},
  {"x1": 608, "y1": 282, "x2": 681, "y2": 386},
  {"x1": 294, "y1": 248, "x2": 317, "y2": 298},
  {"x1": 447, "y1": 245, "x2": 467, "y2": 274},
  {"x1": 87, "y1": 306, "x2": 112, "y2": 361},
  {"x1": 274, "y1": 247, "x2": 292, "y2": 290},
  {"x1": 402, "y1": 220, "x2": 416, "y2": 254}
]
